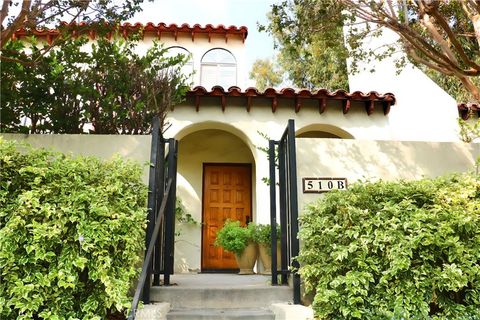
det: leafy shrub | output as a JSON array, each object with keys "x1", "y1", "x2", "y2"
[
  {"x1": 298, "y1": 173, "x2": 480, "y2": 319},
  {"x1": 0, "y1": 138, "x2": 147, "y2": 319},
  {"x1": 215, "y1": 220, "x2": 255, "y2": 255},
  {"x1": 253, "y1": 224, "x2": 281, "y2": 247}
]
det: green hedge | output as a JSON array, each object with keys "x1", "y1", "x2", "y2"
[
  {"x1": 298, "y1": 173, "x2": 480, "y2": 319},
  {"x1": 0, "y1": 138, "x2": 147, "y2": 319}
]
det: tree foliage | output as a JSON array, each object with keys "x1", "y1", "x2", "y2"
[
  {"x1": 264, "y1": 0, "x2": 480, "y2": 102},
  {"x1": 0, "y1": 0, "x2": 146, "y2": 52},
  {"x1": 0, "y1": 138, "x2": 147, "y2": 319},
  {"x1": 1, "y1": 34, "x2": 190, "y2": 134},
  {"x1": 249, "y1": 58, "x2": 283, "y2": 91},
  {"x1": 260, "y1": 0, "x2": 349, "y2": 90},
  {"x1": 299, "y1": 173, "x2": 480, "y2": 319}
]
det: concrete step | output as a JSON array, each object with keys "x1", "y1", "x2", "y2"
[
  {"x1": 166, "y1": 308, "x2": 275, "y2": 320},
  {"x1": 150, "y1": 286, "x2": 292, "y2": 309}
]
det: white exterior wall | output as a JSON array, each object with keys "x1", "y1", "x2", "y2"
[
  {"x1": 346, "y1": 27, "x2": 460, "y2": 142},
  {"x1": 296, "y1": 139, "x2": 479, "y2": 211}
]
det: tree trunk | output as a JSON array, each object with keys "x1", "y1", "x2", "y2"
[
  {"x1": 458, "y1": 75, "x2": 480, "y2": 102},
  {"x1": 472, "y1": 14, "x2": 480, "y2": 49}
]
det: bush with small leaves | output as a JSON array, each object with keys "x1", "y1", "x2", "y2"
[
  {"x1": 299, "y1": 173, "x2": 480, "y2": 319},
  {"x1": 214, "y1": 220, "x2": 255, "y2": 255},
  {"x1": 0, "y1": 138, "x2": 147, "y2": 319}
]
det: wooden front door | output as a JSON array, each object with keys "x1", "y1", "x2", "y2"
[{"x1": 202, "y1": 164, "x2": 252, "y2": 271}]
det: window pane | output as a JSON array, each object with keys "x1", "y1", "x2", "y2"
[
  {"x1": 218, "y1": 66, "x2": 236, "y2": 88},
  {"x1": 200, "y1": 49, "x2": 237, "y2": 88},
  {"x1": 202, "y1": 49, "x2": 236, "y2": 64},
  {"x1": 201, "y1": 65, "x2": 218, "y2": 89},
  {"x1": 166, "y1": 47, "x2": 193, "y2": 82}
]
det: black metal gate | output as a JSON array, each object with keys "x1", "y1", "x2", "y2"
[
  {"x1": 128, "y1": 116, "x2": 178, "y2": 319},
  {"x1": 268, "y1": 119, "x2": 301, "y2": 304}
]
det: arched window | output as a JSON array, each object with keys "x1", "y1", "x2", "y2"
[
  {"x1": 165, "y1": 46, "x2": 194, "y2": 82},
  {"x1": 200, "y1": 48, "x2": 236, "y2": 89}
]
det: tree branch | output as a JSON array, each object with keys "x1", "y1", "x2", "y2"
[
  {"x1": 0, "y1": 0, "x2": 11, "y2": 26},
  {"x1": 0, "y1": 0, "x2": 32, "y2": 49},
  {"x1": 425, "y1": 1, "x2": 480, "y2": 71},
  {"x1": 417, "y1": 1, "x2": 461, "y2": 66},
  {"x1": 462, "y1": 0, "x2": 480, "y2": 47}
]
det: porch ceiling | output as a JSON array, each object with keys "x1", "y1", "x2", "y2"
[{"x1": 186, "y1": 85, "x2": 396, "y2": 116}]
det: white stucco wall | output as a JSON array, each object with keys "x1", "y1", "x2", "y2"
[
  {"x1": 296, "y1": 139, "x2": 479, "y2": 211},
  {"x1": 165, "y1": 94, "x2": 467, "y2": 224},
  {"x1": 345, "y1": 26, "x2": 460, "y2": 142}
]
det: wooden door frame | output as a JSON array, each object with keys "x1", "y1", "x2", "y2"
[{"x1": 201, "y1": 163, "x2": 253, "y2": 273}]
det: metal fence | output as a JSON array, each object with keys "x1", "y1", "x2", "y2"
[{"x1": 269, "y1": 119, "x2": 301, "y2": 304}]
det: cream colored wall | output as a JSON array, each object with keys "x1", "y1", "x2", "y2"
[
  {"x1": 174, "y1": 129, "x2": 255, "y2": 272},
  {"x1": 1, "y1": 134, "x2": 152, "y2": 182},
  {"x1": 166, "y1": 98, "x2": 443, "y2": 224},
  {"x1": 345, "y1": 26, "x2": 460, "y2": 142},
  {"x1": 296, "y1": 139, "x2": 479, "y2": 210}
]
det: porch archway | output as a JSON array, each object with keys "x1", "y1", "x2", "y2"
[
  {"x1": 173, "y1": 125, "x2": 256, "y2": 273},
  {"x1": 296, "y1": 123, "x2": 354, "y2": 139}
]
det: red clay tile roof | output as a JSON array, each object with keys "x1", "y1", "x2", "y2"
[
  {"x1": 186, "y1": 86, "x2": 396, "y2": 115},
  {"x1": 458, "y1": 103, "x2": 480, "y2": 120},
  {"x1": 12, "y1": 22, "x2": 248, "y2": 43}
]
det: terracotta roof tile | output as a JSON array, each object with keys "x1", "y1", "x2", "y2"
[
  {"x1": 458, "y1": 103, "x2": 480, "y2": 120},
  {"x1": 12, "y1": 22, "x2": 248, "y2": 43},
  {"x1": 187, "y1": 86, "x2": 396, "y2": 115}
]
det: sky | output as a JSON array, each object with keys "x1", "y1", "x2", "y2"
[{"x1": 129, "y1": 0, "x2": 278, "y2": 79}]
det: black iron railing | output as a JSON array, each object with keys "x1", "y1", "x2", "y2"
[
  {"x1": 269, "y1": 119, "x2": 301, "y2": 304},
  {"x1": 128, "y1": 116, "x2": 178, "y2": 319},
  {"x1": 127, "y1": 179, "x2": 172, "y2": 320}
]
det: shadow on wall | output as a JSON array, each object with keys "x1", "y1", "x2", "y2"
[
  {"x1": 1, "y1": 134, "x2": 153, "y2": 182},
  {"x1": 296, "y1": 139, "x2": 479, "y2": 207}
]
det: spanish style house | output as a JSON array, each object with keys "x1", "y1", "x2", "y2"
[{"x1": 9, "y1": 22, "x2": 479, "y2": 274}]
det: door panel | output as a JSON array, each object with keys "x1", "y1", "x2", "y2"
[{"x1": 202, "y1": 164, "x2": 252, "y2": 270}]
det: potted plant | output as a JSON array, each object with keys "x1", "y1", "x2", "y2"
[
  {"x1": 253, "y1": 224, "x2": 281, "y2": 275},
  {"x1": 214, "y1": 220, "x2": 258, "y2": 274}
]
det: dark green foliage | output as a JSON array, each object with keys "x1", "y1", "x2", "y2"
[
  {"x1": 214, "y1": 220, "x2": 255, "y2": 255},
  {"x1": 299, "y1": 174, "x2": 480, "y2": 319},
  {"x1": 261, "y1": 0, "x2": 349, "y2": 90},
  {"x1": 253, "y1": 224, "x2": 280, "y2": 246},
  {"x1": 1, "y1": 33, "x2": 190, "y2": 134},
  {"x1": 0, "y1": 139, "x2": 147, "y2": 319}
]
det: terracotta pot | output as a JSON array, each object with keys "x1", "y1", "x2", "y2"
[
  {"x1": 258, "y1": 243, "x2": 281, "y2": 275},
  {"x1": 235, "y1": 242, "x2": 258, "y2": 274}
]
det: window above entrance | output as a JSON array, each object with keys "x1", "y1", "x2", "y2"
[{"x1": 200, "y1": 48, "x2": 237, "y2": 89}]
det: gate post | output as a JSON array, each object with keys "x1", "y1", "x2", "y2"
[
  {"x1": 143, "y1": 116, "x2": 161, "y2": 303},
  {"x1": 269, "y1": 140, "x2": 278, "y2": 285},
  {"x1": 269, "y1": 119, "x2": 301, "y2": 304},
  {"x1": 163, "y1": 139, "x2": 178, "y2": 286},
  {"x1": 287, "y1": 119, "x2": 301, "y2": 304}
]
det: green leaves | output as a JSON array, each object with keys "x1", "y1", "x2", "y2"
[
  {"x1": 298, "y1": 174, "x2": 480, "y2": 319},
  {"x1": 263, "y1": 0, "x2": 349, "y2": 90},
  {"x1": 1, "y1": 33, "x2": 189, "y2": 134},
  {"x1": 215, "y1": 220, "x2": 255, "y2": 255},
  {"x1": 0, "y1": 139, "x2": 147, "y2": 318}
]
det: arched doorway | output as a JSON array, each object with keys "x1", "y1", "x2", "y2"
[{"x1": 174, "y1": 127, "x2": 256, "y2": 273}]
